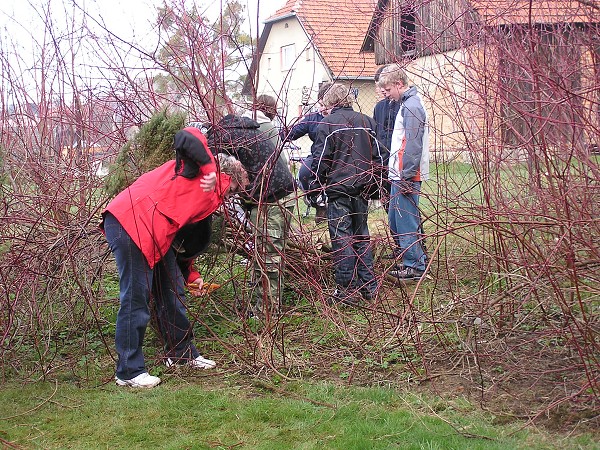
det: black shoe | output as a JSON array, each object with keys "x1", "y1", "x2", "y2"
[
  {"x1": 329, "y1": 288, "x2": 360, "y2": 306},
  {"x1": 390, "y1": 267, "x2": 425, "y2": 281},
  {"x1": 360, "y1": 289, "x2": 374, "y2": 301}
]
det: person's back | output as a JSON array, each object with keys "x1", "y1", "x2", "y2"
[
  {"x1": 312, "y1": 107, "x2": 381, "y2": 200},
  {"x1": 208, "y1": 113, "x2": 296, "y2": 319},
  {"x1": 308, "y1": 83, "x2": 379, "y2": 305},
  {"x1": 209, "y1": 114, "x2": 295, "y2": 205}
]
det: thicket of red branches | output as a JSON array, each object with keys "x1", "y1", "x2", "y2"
[{"x1": 0, "y1": 0, "x2": 598, "y2": 428}]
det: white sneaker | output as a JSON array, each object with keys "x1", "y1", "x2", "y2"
[
  {"x1": 189, "y1": 355, "x2": 217, "y2": 369},
  {"x1": 115, "y1": 372, "x2": 161, "y2": 388},
  {"x1": 166, "y1": 355, "x2": 217, "y2": 370}
]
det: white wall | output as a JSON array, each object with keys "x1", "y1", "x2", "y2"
[{"x1": 256, "y1": 18, "x2": 329, "y2": 130}]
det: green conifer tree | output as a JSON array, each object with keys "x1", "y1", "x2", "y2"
[{"x1": 104, "y1": 110, "x2": 186, "y2": 197}]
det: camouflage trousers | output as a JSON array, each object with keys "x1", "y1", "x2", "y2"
[{"x1": 247, "y1": 194, "x2": 295, "y2": 317}]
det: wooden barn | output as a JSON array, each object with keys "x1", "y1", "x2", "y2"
[{"x1": 361, "y1": 0, "x2": 600, "y2": 160}]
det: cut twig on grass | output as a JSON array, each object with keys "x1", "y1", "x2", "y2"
[
  {"x1": 0, "y1": 437, "x2": 23, "y2": 449},
  {"x1": 252, "y1": 380, "x2": 337, "y2": 409},
  {"x1": 0, "y1": 381, "x2": 59, "y2": 420}
]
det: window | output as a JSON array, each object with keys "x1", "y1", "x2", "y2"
[
  {"x1": 305, "y1": 47, "x2": 311, "y2": 61},
  {"x1": 281, "y1": 44, "x2": 296, "y2": 71},
  {"x1": 400, "y1": 12, "x2": 416, "y2": 55}
]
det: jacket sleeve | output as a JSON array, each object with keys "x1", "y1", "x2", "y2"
[
  {"x1": 400, "y1": 104, "x2": 426, "y2": 180},
  {"x1": 176, "y1": 257, "x2": 201, "y2": 284},
  {"x1": 175, "y1": 129, "x2": 217, "y2": 178},
  {"x1": 285, "y1": 116, "x2": 312, "y2": 142}
]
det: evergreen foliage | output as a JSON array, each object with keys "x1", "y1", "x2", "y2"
[{"x1": 104, "y1": 110, "x2": 187, "y2": 197}]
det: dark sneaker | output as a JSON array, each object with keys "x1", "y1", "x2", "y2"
[
  {"x1": 166, "y1": 355, "x2": 216, "y2": 370},
  {"x1": 390, "y1": 267, "x2": 425, "y2": 281},
  {"x1": 247, "y1": 309, "x2": 263, "y2": 321},
  {"x1": 328, "y1": 288, "x2": 359, "y2": 306}
]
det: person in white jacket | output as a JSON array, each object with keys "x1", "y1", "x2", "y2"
[{"x1": 378, "y1": 66, "x2": 430, "y2": 281}]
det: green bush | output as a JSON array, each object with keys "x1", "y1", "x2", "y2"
[{"x1": 104, "y1": 110, "x2": 187, "y2": 196}]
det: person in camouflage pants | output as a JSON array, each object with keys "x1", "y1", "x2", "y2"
[{"x1": 209, "y1": 111, "x2": 296, "y2": 319}]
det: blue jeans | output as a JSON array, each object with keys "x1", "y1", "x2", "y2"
[
  {"x1": 388, "y1": 181, "x2": 426, "y2": 271},
  {"x1": 103, "y1": 213, "x2": 199, "y2": 380},
  {"x1": 327, "y1": 196, "x2": 376, "y2": 293}
]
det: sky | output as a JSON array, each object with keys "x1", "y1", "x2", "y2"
[
  {"x1": 0, "y1": 0, "x2": 284, "y2": 51},
  {"x1": 0, "y1": 0, "x2": 284, "y2": 99}
]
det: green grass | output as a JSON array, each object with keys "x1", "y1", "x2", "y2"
[{"x1": 0, "y1": 379, "x2": 597, "y2": 449}]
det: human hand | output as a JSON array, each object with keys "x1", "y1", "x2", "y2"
[
  {"x1": 187, "y1": 276, "x2": 204, "y2": 297},
  {"x1": 187, "y1": 279, "x2": 221, "y2": 297},
  {"x1": 200, "y1": 172, "x2": 217, "y2": 192},
  {"x1": 188, "y1": 277, "x2": 204, "y2": 287}
]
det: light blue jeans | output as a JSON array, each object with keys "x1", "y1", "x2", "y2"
[{"x1": 388, "y1": 181, "x2": 426, "y2": 271}]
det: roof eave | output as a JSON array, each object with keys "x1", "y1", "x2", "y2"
[
  {"x1": 361, "y1": 0, "x2": 389, "y2": 53},
  {"x1": 242, "y1": 22, "x2": 274, "y2": 96},
  {"x1": 264, "y1": 12, "x2": 297, "y2": 24}
]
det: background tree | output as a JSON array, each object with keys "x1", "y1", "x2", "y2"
[
  {"x1": 103, "y1": 110, "x2": 186, "y2": 197},
  {"x1": 152, "y1": 0, "x2": 254, "y2": 123}
]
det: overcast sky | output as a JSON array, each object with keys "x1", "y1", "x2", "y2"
[
  {"x1": 0, "y1": 0, "x2": 284, "y2": 99},
  {"x1": 0, "y1": 0, "x2": 283, "y2": 48}
]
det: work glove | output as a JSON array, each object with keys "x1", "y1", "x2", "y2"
[{"x1": 307, "y1": 192, "x2": 326, "y2": 208}]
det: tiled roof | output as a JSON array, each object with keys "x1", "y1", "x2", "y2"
[
  {"x1": 470, "y1": 0, "x2": 600, "y2": 26},
  {"x1": 268, "y1": 0, "x2": 379, "y2": 79}
]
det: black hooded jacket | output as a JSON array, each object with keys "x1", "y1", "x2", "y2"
[
  {"x1": 208, "y1": 114, "x2": 295, "y2": 204},
  {"x1": 310, "y1": 106, "x2": 383, "y2": 200}
]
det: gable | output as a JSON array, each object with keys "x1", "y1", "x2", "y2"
[{"x1": 268, "y1": 0, "x2": 379, "y2": 79}]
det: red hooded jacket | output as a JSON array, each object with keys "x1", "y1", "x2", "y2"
[{"x1": 102, "y1": 127, "x2": 230, "y2": 269}]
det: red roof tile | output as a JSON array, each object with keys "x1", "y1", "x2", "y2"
[
  {"x1": 268, "y1": 0, "x2": 379, "y2": 79},
  {"x1": 470, "y1": 0, "x2": 600, "y2": 26}
]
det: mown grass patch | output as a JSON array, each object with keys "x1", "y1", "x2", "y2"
[{"x1": 0, "y1": 379, "x2": 597, "y2": 449}]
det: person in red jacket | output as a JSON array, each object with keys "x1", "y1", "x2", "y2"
[{"x1": 101, "y1": 127, "x2": 244, "y2": 388}]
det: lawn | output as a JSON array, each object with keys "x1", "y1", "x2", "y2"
[{"x1": 1, "y1": 378, "x2": 598, "y2": 449}]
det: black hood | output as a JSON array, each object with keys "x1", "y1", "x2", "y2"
[{"x1": 217, "y1": 114, "x2": 260, "y2": 131}]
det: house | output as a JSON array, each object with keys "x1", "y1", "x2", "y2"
[
  {"x1": 243, "y1": 0, "x2": 380, "y2": 156},
  {"x1": 361, "y1": 0, "x2": 600, "y2": 160}
]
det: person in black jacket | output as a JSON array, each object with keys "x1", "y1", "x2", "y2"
[
  {"x1": 208, "y1": 113, "x2": 296, "y2": 319},
  {"x1": 309, "y1": 83, "x2": 384, "y2": 304},
  {"x1": 373, "y1": 65, "x2": 401, "y2": 213}
]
